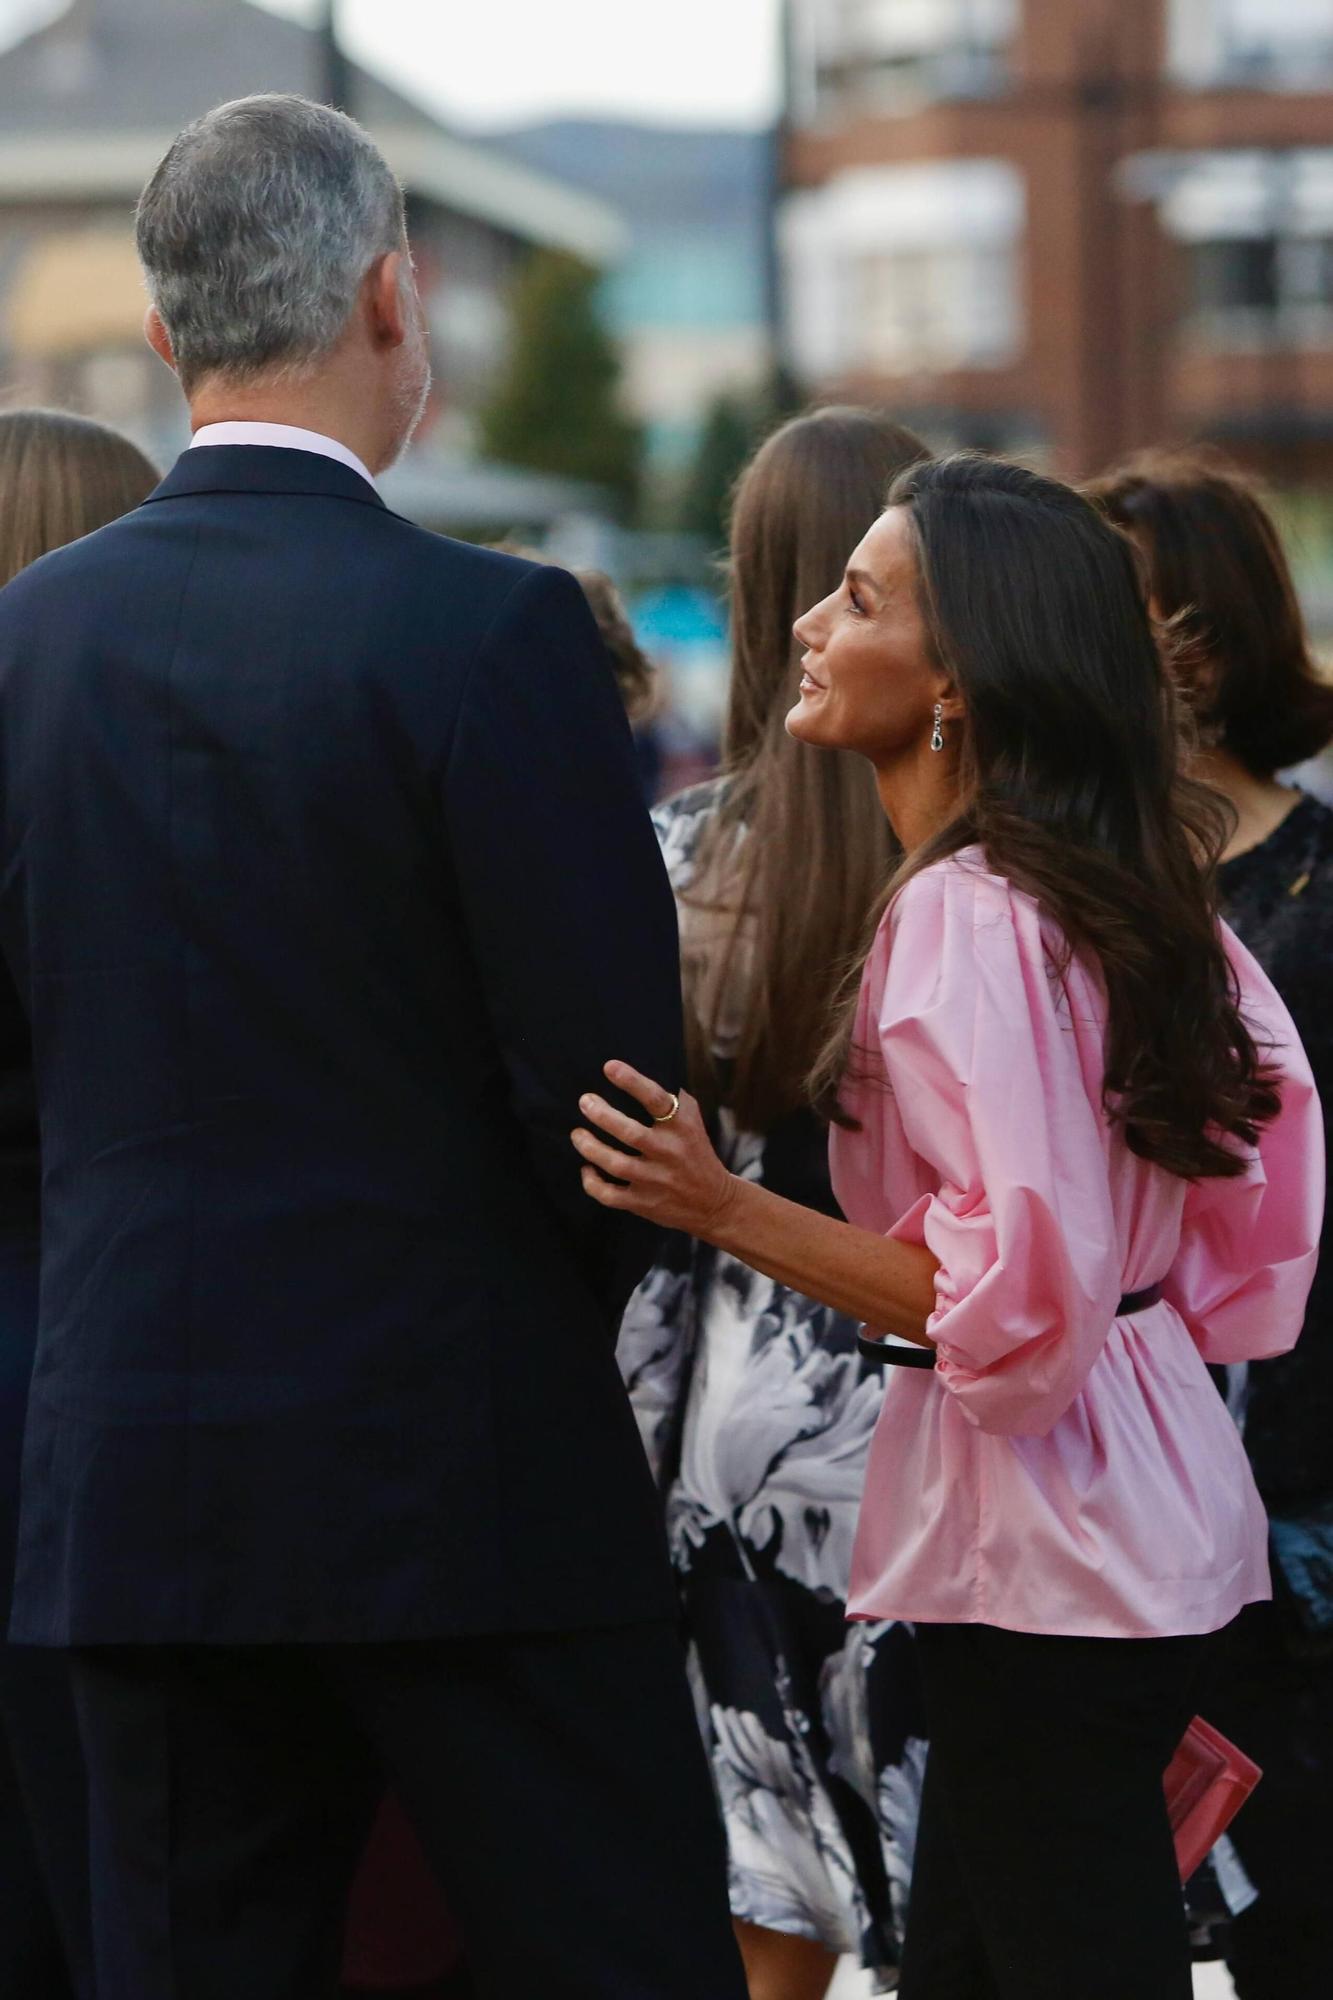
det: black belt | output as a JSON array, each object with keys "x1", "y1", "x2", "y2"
[{"x1": 856, "y1": 1280, "x2": 1166, "y2": 1371}]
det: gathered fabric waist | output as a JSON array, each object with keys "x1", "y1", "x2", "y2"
[
  {"x1": 858, "y1": 1279, "x2": 1167, "y2": 1372},
  {"x1": 848, "y1": 1291, "x2": 1274, "y2": 1638}
]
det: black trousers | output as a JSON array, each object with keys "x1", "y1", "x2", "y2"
[
  {"x1": 899, "y1": 1620, "x2": 1218, "y2": 2000},
  {"x1": 1205, "y1": 1600, "x2": 1333, "y2": 1999},
  {"x1": 0, "y1": 1718, "x2": 68, "y2": 2000},
  {"x1": 0, "y1": 1646, "x2": 93, "y2": 2000},
  {"x1": 70, "y1": 1622, "x2": 748, "y2": 2000},
  {"x1": 0, "y1": 1237, "x2": 94, "y2": 1999}
]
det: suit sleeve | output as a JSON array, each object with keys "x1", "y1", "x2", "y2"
[{"x1": 441, "y1": 563, "x2": 685, "y2": 1326}]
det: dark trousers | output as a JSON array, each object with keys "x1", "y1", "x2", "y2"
[
  {"x1": 0, "y1": 1717, "x2": 67, "y2": 1998},
  {"x1": 0, "y1": 1647, "x2": 93, "y2": 2000},
  {"x1": 0, "y1": 1237, "x2": 94, "y2": 1999},
  {"x1": 899, "y1": 1620, "x2": 1217, "y2": 2000},
  {"x1": 70, "y1": 1621, "x2": 748, "y2": 2000},
  {"x1": 1206, "y1": 1600, "x2": 1333, "y2": 1999}
]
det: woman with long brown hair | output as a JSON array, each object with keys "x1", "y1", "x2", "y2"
[
  {"x1": 0, "y1": 409, "x2": 158, "y2": 2000},
  {"x1": 583, "y1": 454, "x2": 1322, "y2": 1999},
  {"x1": 619, "y1": 408, "x2": 929, "y2": 1999},
  {"x1": 1094, "y1": 449, "x2": 1333, "y2": 2000}
]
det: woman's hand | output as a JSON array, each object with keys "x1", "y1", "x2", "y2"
[
  {"x1": 572, "y1": 1060, "x2": 740, "y2": 1240},
  {"x1": 575, "y1": 1062, "x2": 938, "y2": 1337}
]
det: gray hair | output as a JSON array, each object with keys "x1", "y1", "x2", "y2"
[{"x1": 136, "y1": 94, "x2": 407, "y2": 391}]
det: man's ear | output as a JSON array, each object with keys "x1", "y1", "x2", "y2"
[
  {"x1": 365, "y1": 250, "x2": 410, "y2": 351},
  {"x1": 144, "y1": 304, "x2": 177, "y2": 373}
]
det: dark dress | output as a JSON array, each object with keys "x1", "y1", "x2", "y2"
[
  {"x1": 1211, "y1": 791, "x2": 1333, "y2": 1999},
  {"x1": 620, "y1": 781, "x2": 928, "y2": 1992},
  {"x1": 0, "y1": 961, "x2": 91, "y2": 1999}
]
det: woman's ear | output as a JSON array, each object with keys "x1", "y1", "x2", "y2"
[{"x1": 934, "y1": 678, "x2": 966, "y2": 728}]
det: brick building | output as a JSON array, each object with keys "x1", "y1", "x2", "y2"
[{"x1": 780, "y1": 0, "x2": 1333, "y2": 491}]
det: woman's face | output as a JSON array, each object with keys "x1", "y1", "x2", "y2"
[{"x1": 787, "y1": 507, "x2": 944, "y2": 763}]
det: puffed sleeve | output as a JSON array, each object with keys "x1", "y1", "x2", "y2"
[
  {"x1": 1161, "y1": 926, "x2": 1322, "y2": 1365},
  {"x1": 875, "y1": 865, "x2": 1122, "y2": 1437}
]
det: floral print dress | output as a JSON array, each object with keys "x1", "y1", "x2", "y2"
[{"x1": 619, "y1": 780, "x2": 927, "y2": 1990}]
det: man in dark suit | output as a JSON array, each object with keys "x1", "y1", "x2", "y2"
[{"x1": 0, "y1": 93, "x2": 745, "y2": 2000}]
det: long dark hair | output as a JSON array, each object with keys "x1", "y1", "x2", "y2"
[
  {"x1": 1090, "y1": 449, "x2": 1333, "y2": 776},
  {"x1": 683, "y1": 406, "x2": 930, "y2": 1132},
  {"x1": 812, "y1": 454, "x2": 1279, "y2": 1181}
]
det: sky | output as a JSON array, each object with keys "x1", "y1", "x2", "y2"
[
  {"x1": 268, "y1": 0, "x2": 784, "y2": 130},
  {"x1": 0, "y1": 0, "x2": 784, "y2": 129}
]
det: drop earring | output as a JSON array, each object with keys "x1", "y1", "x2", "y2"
[{"x1": 930, "y1": 702, "x2": 945, "y2": 753}]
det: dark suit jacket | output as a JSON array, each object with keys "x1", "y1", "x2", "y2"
[{"x1": 0, "y1": 446, "x2": 684, "y2": 1645}]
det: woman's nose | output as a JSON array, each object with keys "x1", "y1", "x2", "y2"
[{"x1": 793, "y1": 596, "x2": 825, "y2": 650}]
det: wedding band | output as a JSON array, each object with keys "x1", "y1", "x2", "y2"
[{"x1": 653, "y1": 1093, "x2": 681, "y2": 1124}]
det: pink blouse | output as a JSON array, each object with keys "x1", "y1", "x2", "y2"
[{"x1": 831, "y1": 852, "x2": 1323, "y2": 1639}]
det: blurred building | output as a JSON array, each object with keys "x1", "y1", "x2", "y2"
[
  {"x1": 494, "y1": 120, "x2": 776, "y2": 492},
  {"x1": 781, "y1": 0, "x2": 1333, "y2": 489},
  {"x1": 0, "y1": 0, "x2": 624, "y2": 526}
]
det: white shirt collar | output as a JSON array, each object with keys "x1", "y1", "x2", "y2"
[{"x1": 189, "y1": 422, "x2": 376, "y2": 491}]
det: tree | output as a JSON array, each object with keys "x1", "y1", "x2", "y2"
[
  {"x1": 676, "y1": 367, "x2": 806, "y2": 550},
  {"x1": 676, "y1": 393, "x2": 756, "y2": 549},
  {"x1": 479, "y1": 250, "x2": 641, "y2": 510}
]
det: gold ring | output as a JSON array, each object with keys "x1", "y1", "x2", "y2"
[{"x1": 653, "y1": 1093, "x2": 681, "y2": 1124}]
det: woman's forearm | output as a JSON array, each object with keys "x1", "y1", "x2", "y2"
[
  {"x1": 573, "y1": 1065, "x2": 939, "y2": 1341},
  {"x1": 709, "y1": 1175, "x2": 939, "y2": 1343}
]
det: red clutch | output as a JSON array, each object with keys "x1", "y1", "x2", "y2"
[{"x1": 1164, "y1": 1716, "x2": 1261, "y2": 1883}]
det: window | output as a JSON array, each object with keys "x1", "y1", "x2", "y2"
[
  {"x1": 1164, "y1": 149, "x2": 1333, "y2": 345},
  {"x1": 800, "y1": 0, "x2": 1018, "y2": 118},
  {"x1": 1170, "y1": 0, "x2": 1333, "y2": 87},
  {"x1": 833, "y1": 0, "x2": 1018, "y2": 60},
  {"x1": 858, "y1": 242, "x2": 1019, "y2": 372},
  {"x1": 780, "y1": 160, "x2": 1025, "y2": 379},
  {"x1": 1287, "y1": 235, "x2": 1333, "y2": 314},
  {"x1": 1186, "y1": 235, "x2": 1333, "y2": 342},
  {"x1": 1189, "y1": 237, "x2": 1279, "y2": 315}
]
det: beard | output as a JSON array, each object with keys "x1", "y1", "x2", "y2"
[{"x1": 384, "y1": 322, "x2": 433, "y2": 469}]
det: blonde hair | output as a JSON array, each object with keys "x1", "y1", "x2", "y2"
[{"x1": 0, "y1": 409, "x2": 158, "y2": 586}]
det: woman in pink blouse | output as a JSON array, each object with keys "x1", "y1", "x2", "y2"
[{"x1": 573, "y1": 455, "x2": 1323, "y2": 1999}]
